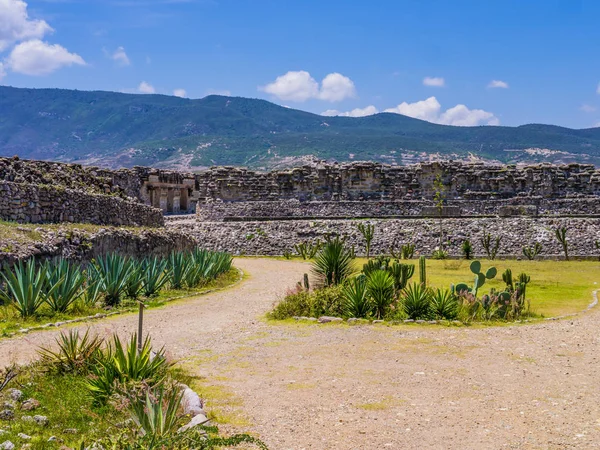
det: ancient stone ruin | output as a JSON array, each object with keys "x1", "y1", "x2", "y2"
[{"x1": 3, "y1": 157, "x2": 600, "y2": 258}]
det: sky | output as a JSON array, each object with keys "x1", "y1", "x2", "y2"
[{"x1": 1, "y1": 0, "x2": 600, "y2": 128}]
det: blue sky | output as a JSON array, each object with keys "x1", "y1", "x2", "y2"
[{"x1": 1, "y1": 0, "x2": 600, "y2": 128}]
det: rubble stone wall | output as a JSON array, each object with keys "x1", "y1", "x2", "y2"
[
  {"x1": 0, "y1": 181, "x2": 164, "y2": 227},
  {"x1": 197, "y1": 198, "x2": 600, "y2": 221},
  {"x1": 172, "y1": 217, "x2": 600, "y2": 258}
]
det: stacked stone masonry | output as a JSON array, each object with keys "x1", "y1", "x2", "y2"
[
  {"x1": 0, "y1": 181, "x2": 164, "y2": 227},
  {"x1": 194, "y1": 161, "x2": 600, "y2": 220}
]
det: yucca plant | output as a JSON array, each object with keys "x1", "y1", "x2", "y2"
[
  {"x1": 402, "y1": 282, "x2": 431, "y2": 320},
  {"x1": 342, "y1": 275, "x2": 371, "y2": 318},
  {"x1": 311, "y1": 236, "x2": 354, "y2": 287},
  {"x1": 366, "y1": 270, "x2": 395, "y2": 319},
  {"x1": 90, "y1": 254, "x2": 133, "y2": 306},
  {"x1": 130, "y1": 386, "x2": 185, "y2": 440},
  {"x1": 38, "y1": 329, "x2": 102, "y2": 374},
  {"x1": 43, "y1": 259, "x2": 86, "y2": 313},
  {"x1": 0, "y1": 260, "x2": 48, "y2": 318},
  {"x1": 142, "y1": 257, "x2": 169, "y2": 297},
  {"x1": 167, "y1": 251, "x2": 191, "y2": 290},
  {"x1": 430, "y1": 288, "x2": 458, "y2": 319}
]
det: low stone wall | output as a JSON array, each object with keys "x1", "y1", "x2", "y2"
[
  {"x1": 197, "y1": 198, "x2": 600, "y2": 221},
  {"x1": 0, "y1": 181, "x2": 164, "y2": 227},
  {"x1": 172, "y1": 218, "x2": 600, "y2": 258},
  {"x1": 0, "y1": 226, "x2": 198, "y2": 265}
]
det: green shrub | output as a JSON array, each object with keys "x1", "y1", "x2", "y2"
[
  {"x1": 268, "y1": 285, "x2": 344, "y2": 319},
  {"x1": 125, "y1": 261, "x2": 144, "y2": 300},
  {"x1": 461, "y1": 240, "x2": 473, "y2": 260}
]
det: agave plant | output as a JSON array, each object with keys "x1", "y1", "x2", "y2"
[
  {"x1": 43, "y1": 259, "x2": 86, "y2": 313},
  {"x1": 125, "y1": 260, "x2": 145, "y2": 300},
  {"x1": 90, "y1": 254, "x2": 133, "y2": 306},
  {"x1": 87, "y1": 334, "x2": 168, "y2": 404},
  {"x1": 83, "y1": 267, "x2": 104, "y2": 306},
  {"x1": 130, "y1": 386, "x2": 185, "y2": 440},
  {"x1": 0, "y1": 260, "x2": 48, "y2": 318},
  {"x1": 142, "y1": 257, "x2": 170, "y2": 297},
  {"x1": 341, "y1": 275, "x2": 371, "y2": 318},
  {"x1": 38, "y1": 329, "x2": 102, "y2": 374},
  {"x1": 430, "y1": 288, "x2": 458, "y2": 320},
  {"x1": 366, "y1": 270, "x2": 395, "y2": 319},
  {"x1": 311, "y1": 236, "x2": 354, "y2": 287},
  {"x1": 167, "y1": 251, "x2": 191, "y2": 290},
  {"x1": 402, "y1": 282, "x2": 431, "y2": 320}
]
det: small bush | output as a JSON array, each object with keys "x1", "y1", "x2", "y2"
[
  {"x1": 402, "y1": 282, "x2": 431, "y2": 319},
  {"x1": 268, "y1": 285, "x2": 344, "y2": 319}
]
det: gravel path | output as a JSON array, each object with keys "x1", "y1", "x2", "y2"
[{"x1": 0, "y1": 258, "x2": 599, "y2": 449}]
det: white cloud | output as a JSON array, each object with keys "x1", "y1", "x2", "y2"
[
  {"x1": 0, "y1": 62, "x2": 5, "y2": 81},
  {"x1": 260, "y1": 70, "x2": 356, "y2": 102},
  {"x1": 596, "y1": 82, "x2": 600, "y2": 95},
  {"x1": 423, "y1": 76, "x2": 445, "y2": 87},
  {"x1": 6, "y1": 39, "x2": 85, "y2": 75},
  {"x1": 580, "y1": 104, "x2": 597, "y2": 113},
  {"x1": 439, "y1": 104, "x2": 499, "y2": 126},
  {"x1": 385, "y1": 96, "x2": 441, "y2": 122},
  {"x1": 384, "y1": 96, "x2": 498, "y2": 126},
  {"x1": 322, "y1": 105, "x2": 378, "y2": 117},
  {"x1": 173, "y1": 88, "x2": 186, "y2": 98},
  {"x1": 488, "y1": 79, "x2": 509, "y2": 89},
  {"x1": 137, "y1": 81, "x2": 155, "y2": 94},
  {"x1": 111, "y1": 46, "x2": 130, "y2": 66},
  {"x1": 260, "y1": 70, "x2": 319, "y2": 102},
  {"x1": 318, "y1": 72, "x2": 356, "y2": 102},
  {"x1": 0, "y1": 0, "x2": 53, "y2": 51}
]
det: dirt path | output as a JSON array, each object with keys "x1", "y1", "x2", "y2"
[{"x1": 1, "y1": 258, "x2": 599, "y2": 449}]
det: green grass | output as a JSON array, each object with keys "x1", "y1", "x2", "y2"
[
  {"x1": 0, "y1": 368, "x2": 129, "y2": 449},
  {"x1": 0, "y1": 268, "x2": 241, "y2": 337},
  {"x1": 355, "y1": 258, "x2": 600, "y2": 317}
]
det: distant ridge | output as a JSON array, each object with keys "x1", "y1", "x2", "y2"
[{"x1": 1, "y1": 85, "x2": 599, "y2": 170}]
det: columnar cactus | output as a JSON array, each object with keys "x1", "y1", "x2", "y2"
[{"x1": 419, "y1": 256, "x2": 426, "y2": 286}]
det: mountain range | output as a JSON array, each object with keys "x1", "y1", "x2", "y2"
[{"x1": 1, "y1": 85, "x2": 600, "y2": 170}]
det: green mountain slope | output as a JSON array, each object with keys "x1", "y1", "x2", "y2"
[{"x1": 1, "y1": 86, "x2": 599, "y2": 169}]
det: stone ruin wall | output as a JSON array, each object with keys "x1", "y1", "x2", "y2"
[
  {"x1": 194, "y1": 161, "x2": 600, "y2": 220},
  {"x1": 0, "y1": 181, "x2": 164, "y2": 227},
  {"x1": 0, "y1": 156, "x2": 199, "y2": 226},
  {"x1": 172, "y1": 161, "x2": 600, "y2": 257}
]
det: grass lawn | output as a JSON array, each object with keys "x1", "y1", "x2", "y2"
[{"x1": 355, "y1": 258, "x2": 600, "y2": 318}]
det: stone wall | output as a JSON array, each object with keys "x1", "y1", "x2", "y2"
[
  {"x1": 0, "y1": 156, "x2": 197, "y2": 215},
  {"x1": 195, "y1": 161, "x2": 600, "y2": 202},
  {"x1": 197, "y1": 198, "x2": 600, "y2": 221},
  {"x1": 0, "y1": 226, "x2": 198, "y2": 266},
  {"x1": 170, "y1": 217, "x2": 600, "y2": 258},
  {"x1": 0, "y1": 181, "x2": 164, "y2": 227},
  {"x1": 194, "y1": 161, "x2": 600, "y2": 220}
]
